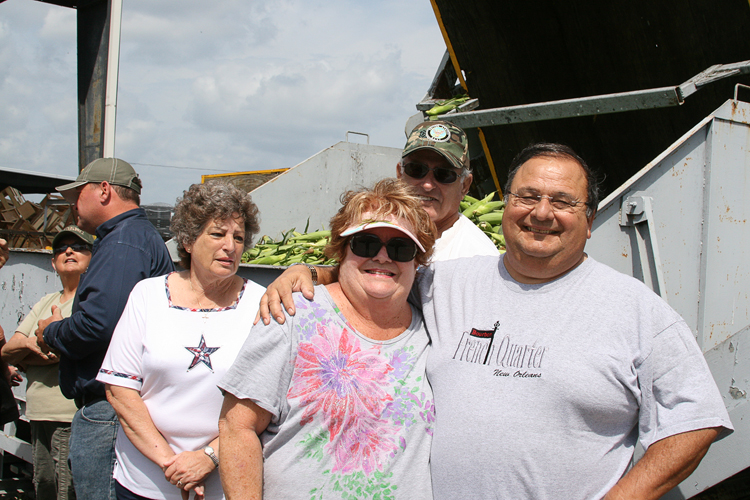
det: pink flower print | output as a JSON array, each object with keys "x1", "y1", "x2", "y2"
[{"x1": 288, "y1": 323, "x2": 398, "y2": 474}]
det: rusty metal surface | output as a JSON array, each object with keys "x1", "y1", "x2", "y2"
[{"x1": 588, "y1": 99, "x2": 750, "y2": 496}]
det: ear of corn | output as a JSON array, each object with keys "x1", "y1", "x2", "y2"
[
  {"x1": 241, "y1": 191, "x2": 506, "y2": 266},
  {"x1": 242, "y1": 227, "x2": 337, "y2": 266},
  {"x1": 461, "y1": 191, "x2": 506, "y2": 253},
  {"x1": 425, "y1": 95, "x2": 470, "y2": 116}
]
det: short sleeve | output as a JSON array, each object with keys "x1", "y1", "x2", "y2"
[
  {"x1": 16, "y1": 293, "x2": 60, "y2": 338},
  {"x1": 16, "y1": 302, "x2": 44, "y2": 338},
  {"x1": 638, "y1": 320, "x2": 733, "y2": 448},
  {"x1": 96, "y1": 281, "x2": 149, "y2": 391},
  {"x1": 218, "y1": 313, "x2": 296, "y2": 420}
]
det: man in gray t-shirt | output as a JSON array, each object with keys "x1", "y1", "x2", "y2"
[{"x1": 261, "y1": 143, "x2": 732, "y2": 500}]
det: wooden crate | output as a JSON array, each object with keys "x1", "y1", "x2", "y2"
[{"x1": 0, "y1": 188, "x2": 75, "y2": 249}]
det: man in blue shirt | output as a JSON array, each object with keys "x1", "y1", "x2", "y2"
[{"x1": 37, "y1": 158, "x2": 174, "y2": 500}]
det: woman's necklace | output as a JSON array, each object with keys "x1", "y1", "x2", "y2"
[{"x1": 189, "y1": 276, "x2": 210, "y2": 320}]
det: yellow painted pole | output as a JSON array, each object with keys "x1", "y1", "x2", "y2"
[
  {"x1": 429, "y1": 0, "x2": 503, "y2": 194},
  {"x1": 429, "y1": 0, "x2": 468, "y2": 91}
]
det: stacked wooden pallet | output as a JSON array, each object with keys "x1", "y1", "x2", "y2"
[{"x1": 0, "y1": 187, "x2": 75, "y2": 249}]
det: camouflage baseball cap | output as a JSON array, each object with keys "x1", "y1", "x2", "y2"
[
  {"x1": 52, "y1": 225, "x2": 95, "y2": 249},
  {"x1": 56, "y1": 158, "x2": 142, "y2": 195},
  {"x1": 402, "y1": 121, "x2": 469, "y2": 171}
]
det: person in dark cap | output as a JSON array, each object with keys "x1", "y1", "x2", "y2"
[
  {"x1": 397, "y1": 120, "x2": 498, "y2": 261},
  {"x1": 35, "y1": 158, "x2": 174, "y2": 500},
  {"x1": 2, "y1": 225, "x2": 94, "y2": 500}
]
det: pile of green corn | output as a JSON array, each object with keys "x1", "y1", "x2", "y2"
[
  {"x1": 241, "y1": 229, "x2": 337, "y2": 266},
  {"x1": 242, "y1": 192, "x2": 505, "y2": 266},
  {"x1": 461, "y1": 192, "x2": 505, "y2": 252}
]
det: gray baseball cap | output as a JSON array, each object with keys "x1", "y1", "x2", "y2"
[{"x1": 56, "y1": 158, "x2": 142, "y2": 195}]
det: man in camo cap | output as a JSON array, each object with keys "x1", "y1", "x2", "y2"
[{"x1": 397, "y1": 120, "x2": 498, "y2": 261}]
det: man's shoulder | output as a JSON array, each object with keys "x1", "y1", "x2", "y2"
[
  {"x1": 586, "y1": 258, "x2": 653, "y2": 291},
  {"x1": 453, "y1": 215, "x2": 497, "y2": 243},
  {"x1": 583, "y1": 258, "x2": 678, "y2": 313},
  {"x1": 100, "y1": 209, "x2": 166, "y2": 249},
  {"x1": 433, "y1": 214, "x2": 499, "y2": 261},
  {"x1": 110, "y1": 208, "x2": 159, "y2": 236},
  {"x1": 422, "y1": 254, "x2": 503, "y2": 288}
]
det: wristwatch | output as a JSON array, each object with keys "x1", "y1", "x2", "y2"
[
  {"x1": 290, "y1": 262, "x2": 318, "y2": 285},
  {"x1": 204, "y1": 446, "x2": 219, "y2": 467}
]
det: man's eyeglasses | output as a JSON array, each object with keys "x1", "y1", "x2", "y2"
[
  {"x1": 507, "y1": 192, "x2": 586, "y2": 213},
  {"x1": 402, "y1": 162, "x2": 465, "y2": 184},
  {"x1": 349, "y1": 233, "x2": 419, "y2": 262},
  {"x1": 53, "y1": 243, "x2": 91, "y2": 255}
]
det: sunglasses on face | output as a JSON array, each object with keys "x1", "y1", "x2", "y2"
[
  {"x1": 402, "y1": 162, "x2": 464, "y2": 184},
  {"x1": 349, "y1": 233, "x2": 419, "y2": 262},
  {"x1": 53, "y1": 243, "x2": 91, "y2": 255}
]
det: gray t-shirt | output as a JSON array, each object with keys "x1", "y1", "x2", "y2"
[
  {"x1": 417, "y1": 255, "x2": 732, "y2": 500},
  {"x1": 220, "y1": 286, "x2": 434, "y2": 500}
]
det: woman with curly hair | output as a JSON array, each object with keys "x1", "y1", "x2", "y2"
[{"x1": 98, "y1": 181, "x2": 265, "y2": 500}]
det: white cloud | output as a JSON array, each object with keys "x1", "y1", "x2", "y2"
[{"x1": 0, "y1": 0, "x2": 446, "y2": 205}]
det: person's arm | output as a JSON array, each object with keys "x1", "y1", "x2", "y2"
[
  {"x1": 0, "y1": 237, "x2": 8, "y2": 268},
  {"x1": 106, "y1": 384, "x2": 212, "y2": 497},
  {"x1": 2, "y1": 332, "x2": 57, "y2": 366},
  {"x1": 257, "y1": 265, "x2": 338, "y2": 325},
  {"x1": 105, "y1": 384, "x2": 176, "y2": 466},
  {"x1": 0, "y1": 326, "x2": 11, "y2": 385},
  {"x1": 218, "y1": 393, "x2": 272, "y2": 500},
  {"x1": 162, "y1": 436, "x2": 218, "y2": 494},
  {"x1": 603, "y1": 427, "x2": 720, "y2": 500},
  {"x1": 42, "y1": 240, "x2": 157, "y2": 360}
]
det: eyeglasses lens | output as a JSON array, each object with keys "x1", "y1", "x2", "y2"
[
  {"x1": 349, "y1": 234, "x2": 418, "y2": 262},
  {"x1": 403, "y1": 163, "x2": 459, "y2": 184},
  {"x1": 53, "y1": 243, "x2": 90, "y2": 255}
]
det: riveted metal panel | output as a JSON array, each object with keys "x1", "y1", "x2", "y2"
[{"x1": 587, "y1": 99, "x2": 750, "y2": 495}]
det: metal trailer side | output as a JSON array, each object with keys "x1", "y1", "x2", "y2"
[
  {"x1": 247, "y1": 140, "x2": 402, "y2": 242},
  {"x1": 586, "y1": 98, "x2": 750, "y2": 497},
  {"x1": 0, "y1": 250, "x2": 59, "y2": 467}
]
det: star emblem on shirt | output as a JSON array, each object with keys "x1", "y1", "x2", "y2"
[{"x1": 185, "y1": 335, "x2": 220, "y2": 372}]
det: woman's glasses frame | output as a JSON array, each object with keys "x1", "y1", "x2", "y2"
[
  {"x1": 348, "y1": 233, "x2": 419, "y2": 262},
  {"x1": 53, "y1": 243, "x2": 92, "y2": 255}
]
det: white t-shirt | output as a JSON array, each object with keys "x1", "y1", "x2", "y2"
[
  {"x1": 431, "y1": 214, "x2": 499, "y2": 262},
  {"x1": 97, "y1": 273, "x2": 265, "y2": 500},
  {"x1": 417, "y1": 256, "x2": 733, "y2": 500}
]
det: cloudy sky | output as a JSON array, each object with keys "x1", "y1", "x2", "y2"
[{"x1": 0, "y1": 0, "x2": 446, "y2": 204}]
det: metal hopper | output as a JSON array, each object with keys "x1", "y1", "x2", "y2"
[{"x1": 586, "y1": 97, "x2": 750, "y2": 497}]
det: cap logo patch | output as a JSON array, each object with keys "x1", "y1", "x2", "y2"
[{"x1": 426, "y1": 124, "x2": 450, "y2": 142}]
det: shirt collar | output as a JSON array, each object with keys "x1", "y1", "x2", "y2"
[{"x1": 95, "y1": 207, "x2": 145, "y2": 240}]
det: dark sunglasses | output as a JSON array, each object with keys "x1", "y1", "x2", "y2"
[
  {"x1": 349, "y1": 233, "x2": 419, "y2": 262},
  {"x1": 53, "y1": 243, "x2": 91, "y2": 255},
  {"x1": 402, "y1": 162, "x2": 463, "y2": 184}
]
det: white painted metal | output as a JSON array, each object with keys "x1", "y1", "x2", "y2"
[
  {"x1": 248, "y1": 141, "x2": 402, "y2": 241},
  {"x1": 0, "y1": 250, "x2": 58, "y2": 463},
  {"x1": 103, "y1": 0, "x2": 123, "y2": 158},
  {"x1": 587, "y1": 99, "x2": 750, "y2": 496},
  {"x1": 0, "y1": 250, "x2": 59, "y2": 339}
]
